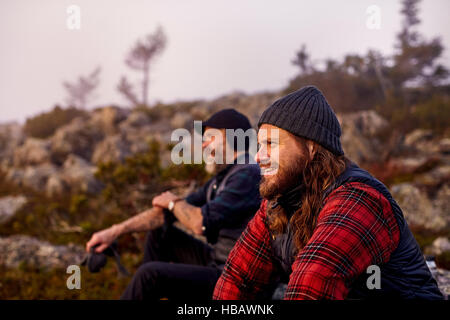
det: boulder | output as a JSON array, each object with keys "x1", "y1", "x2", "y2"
[
  {"x1": 24, "y1": 163, "x2": 58, "y2": 190},
  {"x1": 404, "y1": 129, "x2": 433, "y2": 147},
  {"x1": 414, "y1": 165, "x2": 450, "y2": 186},
  {"x1": 0, "y1": 195, "x2": 27, "y2": 224},
  {"x1": 170, "y1": 112, "x2": 193, "y2": 129},
  {"x1": 389, "y1": 156, "x2": 429, "y2": 173},
  {"x1": 13, "y1": 138, "x2": 51, "y2": 167},
  {"x1": 0, "y1": 122, "x2": 25, "y2": 166},
  {"x1": 403, "y1": 129, "x2": 444, "y2": 155},
  {"x1": 91, "y1": 135, "x2": 131, "y2": 164},
  {"x1": 426, "y1": 237, "x2": 450, "y2": 256},
  {"x1": 435, "y1": 268, "x2": 450, "y2": 299},
  {"x1": 339, "y1": 110, "x2": 388, "y2": 164},
  {"x1": 45, "y1": 175, "x2": 68, "y2": 197},
  {"x1": 6, "y1": 163, "x2": 59, "y2": 191},
  {"x1": 392, "y1": 183, "x2": 449, "y2": 232},
  {"x1": 51, "y1": 117, "x2": 103, "y2": 162},
  {"x1": 0, "y1": 235, "x2": 84, "y2": 269},
  {"x1": 439, "y1": 138, "x2": 450, "y2": 155},
  {"x1": 120, "y1": 111, "x2": 151, "y2": 128},
  {"x1": 90, "y1": 106, "x2": 130, "y2": 136},
  {"x1": 339, "y1": 110, "x2": 388, "y2": 137},
  {"x1": 61, "y1": 154, "x2": 102, "y2": 193},
  {"x1": 425, "y1": 259, "x2": 450, "y2": 299}
]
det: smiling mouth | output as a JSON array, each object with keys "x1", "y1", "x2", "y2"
[{"x1": 260, "y1": 166, "x2": 278, "y2": 176}]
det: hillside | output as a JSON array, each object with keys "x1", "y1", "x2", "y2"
[{"x1": 0, "y1": 91, "x2": 449, "y2": 299}]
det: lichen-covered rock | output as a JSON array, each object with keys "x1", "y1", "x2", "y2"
[
  {"x1": 170, "y1": 112, "x2": 193, "y2": 129},
  {"x1": 0, "y1": 235, "x2": 84, "y2": 269},
  {"x1": 120, "y1": 111, "x2": 150, "y2": 128},
  {"x1": 90, "y1": 106, "x2": 130, "y2": 136},
  {"x1": 13, "y1": 138, "x2": 51, "y2": 167},
  {"x1": 426, "y1": 259, "x2": 450, "y2": 299},
  {"x1": 0, "y1": 122, "x2": 25, "y2": 167},
  {"x1": 61, "y1": 154, "x2": 102, "y2": 193},
  {"x1": 91, "y1": 135, "x2": 131, "y2": 164},
  {"x1": 404, "y1": 129, "x2": 433, "y2": 147},
  {"x1": 392, "y1": 183, "x2": 450, "y2": 232},
  {"x1": 338, "y1": 110, "x2": 388, "y2": 164},
  {"x1": 5, "y1": 163, "x2": 58, "y2": 191},
  {"x1": 45, "y1": 175, "x2": 68, "y2": 197},
  {"x1": 426, "y1": 237, "x2": 450, "y2": 256},
  {"x1": 435, "y1": 268, "x2": 450, "y2": 299},
  {"x1": 0, "y1": 195, "x2": 27, "y2": 224},
  {"x1": 51, "y1": 117, "x2": 104, "y2": 162}
]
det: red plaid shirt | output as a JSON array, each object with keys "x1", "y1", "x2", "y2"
[{"x1": 213, "y1": 182, "x2": 400, "y2": 300}]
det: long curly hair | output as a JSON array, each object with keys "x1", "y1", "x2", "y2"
[{"x1": 267, "y1": 137, "x2": 349, "y2": 251}]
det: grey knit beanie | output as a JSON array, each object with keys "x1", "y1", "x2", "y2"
[{"x1": 258, "y1": 86, "x2": 344, "y2": 156}]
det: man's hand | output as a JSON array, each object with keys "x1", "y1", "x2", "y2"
[
  {"x1": 152, "y1": 191, "x2": 179, "y2": 209},
  {"x1": 86, "y1": 225, "x2": 120, "y2": 253}
]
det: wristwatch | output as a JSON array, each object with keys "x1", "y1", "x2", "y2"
[{"x1": 168, "y1": 198, "x2": 182, "y2": 212}]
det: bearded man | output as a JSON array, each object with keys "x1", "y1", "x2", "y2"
[
  {"x1": 86, "y1": 109, "x2": 261, "y2": 300},
  {"x1": 213, "y1": 86, "x2": 443, "y2": 300}
]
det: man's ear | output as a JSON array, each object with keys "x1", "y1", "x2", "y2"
[{"x1": 306, "y1": 141, "x2": 317, "y2": 160}]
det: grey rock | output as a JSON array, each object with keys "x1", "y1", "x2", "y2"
[
  {"x1": 392, "y1": 183, "x2": 450, "y2": 232},
  {"x1": 7, "y1": 163, "x2": 59, "y2": 191},
  {"x1": 426, "y1": 237, "x2": 450, "y2": 256},
  {"x1": 389, "y1": 156, "x2": 429, "y2": 173},
  {"x1": 170, "y1": 112, "x2": 193, "y2": 129},
  {"x1": 339, "y1": 110, "x2": 388, "y2": 164},
  {"x1": 13, "y1": 138, "x2": 51, "y2": 167},
  {"x1": 91, "y1": 134, "x2": 131, "y2": 164},
  {"x1": 404, "y1": 129, "x2": 433, "y2": 147},
  {"x1": 0, "y1": 235, "x2": 84, "y2": 269},
  {"x1": 0, "y1": 122, "x2": 25, "y2": 166},
  {"x1": 120, "y1": 111, "x2": 150, "y2": 128},
  {"x1": 0, "y1": 195, "x2": 27, "y2": 224},
  {"x1": 90, "y1": 106, "x2": 130, "y2": 136},
  {"x1": 438, "y1": 138, "x2": 450, "y2": 155},
  {"x1": 435, "y1": 268, "x2": 450, "y2": 299},
  {"x1": 51, "y1": 117, "x2": 103, "y2": 162},
  {"x1": 61, "y1": 154, "x2": 101, "y2": 193},
  {"x1": 45, "y1": 175, "x2": 68, "y2": 197}
]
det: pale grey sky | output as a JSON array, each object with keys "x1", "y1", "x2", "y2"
[{"x1": 1, "y1": 0, "x2": 449, "y2": 123}]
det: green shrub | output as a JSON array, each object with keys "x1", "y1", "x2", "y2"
[
  {"x1": 376, "y1": 94, "x2": 450, "y2": 137},
  {"x1": 412, "y1": 95, "x2": 450, "y2": 135},
  {"x1": 161, "y1": 163, "x2": 209, "y2": 183},
  {"x1": 24, "y1": 106, "x2": 87, "y2": 139}
]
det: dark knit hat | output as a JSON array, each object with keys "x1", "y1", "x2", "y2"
[
  {"x1": 202, "y1": 108, "x2": 252, "y2": 132},
  {"x1": 258, "y1": 86, "x2": 344, "y2": 156},
  {"x1": 201, "y1": 109, "x2": 253, "y2": 151}
]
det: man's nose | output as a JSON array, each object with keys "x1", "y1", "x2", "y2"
[
  {"x1": 254, "y1": 149, "x2": 259, "y2": 164},
  {"x1": 255, "y1": 148, "x2": 263, "y2": 164}
]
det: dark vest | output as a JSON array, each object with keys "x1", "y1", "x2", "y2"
[
  {"x1": 207, "y1": 162, "x2": 259, "y2": 264},
  {"x1": 271, "y1": 162, "x2": 443, "y2": 299}
]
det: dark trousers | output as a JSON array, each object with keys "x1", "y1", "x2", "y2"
[{"x1": 121, "y1": 224, "x2": 222, "y2": 300}]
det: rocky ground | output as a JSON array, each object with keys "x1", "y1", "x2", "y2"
[{"x1": 0, "y1": 92, "x2": 449, "y2": 299}]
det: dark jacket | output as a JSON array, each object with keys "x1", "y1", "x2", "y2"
[{"x1": 186, "y1": 157, "x2": 261, "y2": 264}]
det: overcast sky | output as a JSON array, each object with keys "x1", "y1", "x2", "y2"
[{"x1": 1, "y1": 0, "x2": 449, "y2": 123}]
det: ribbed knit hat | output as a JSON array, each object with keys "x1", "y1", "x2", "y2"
[{"x1": 258, "y1": 86, "x2": 344, "y2": 156}]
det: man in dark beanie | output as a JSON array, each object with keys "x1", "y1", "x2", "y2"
[
  {"x1": 86, "y1": 109, "x2": 261, "y2": 299},
  {"x1": 214, "y1": 86, "x2": 443, "y2": 300}
]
